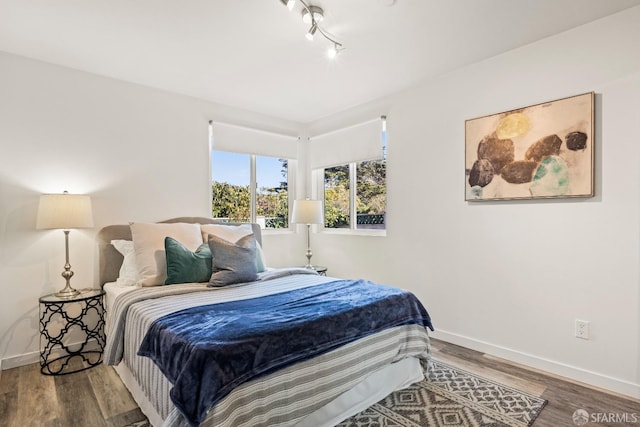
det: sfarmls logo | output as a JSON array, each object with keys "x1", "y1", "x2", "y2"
[{"x1": 572, "y1": 409, "x2": 639, "y2": 425}]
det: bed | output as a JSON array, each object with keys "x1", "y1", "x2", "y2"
[{"x1": 99, "y1": 217, "x2": 433, "y2": 427}]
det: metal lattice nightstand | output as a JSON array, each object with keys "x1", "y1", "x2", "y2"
[
  {"x1": 311, "y1": 266, "x2": 327, "y2": 276},
  {"x1": 38, "y1": 288, "x2": 106, "y2": 375}
]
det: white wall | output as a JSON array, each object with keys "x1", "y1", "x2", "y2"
[
  {"x1": 0, "y1": 52, "x2": 304, "y2": 367},
  {"x1": 309, "y1": 6, "x2": 640, "y2": 398}
]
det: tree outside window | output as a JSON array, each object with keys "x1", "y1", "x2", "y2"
[
  {"x1": 323, "y1": 159, "x2": 386, "y2": 230},
  {"x1": 356, "y1": 159, "x2": 386, "y2": 229},
  {"x1": 256, "y1": 157, "x2": 288, "y2": 228},
  {"x1": 212, "y1": 151, "x2": 290, "y2": 229},
  {"x1": 324, "y1": 165, "x2": 350, "y2": 228}
]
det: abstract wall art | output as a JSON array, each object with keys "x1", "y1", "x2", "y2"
[{"x1": 465, "y1": 92, "x2": 594, "y2": 201}]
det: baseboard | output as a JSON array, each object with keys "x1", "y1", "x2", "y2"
[
  {"x1": 1, "y1": 339, "x2": 102, "y2": 371},
  {"x1": 1, "y1": 350, "x2": 39, "y2": 370},
  {"x1": 432, "y1": 329, "x2": 640, "y2": 400}
]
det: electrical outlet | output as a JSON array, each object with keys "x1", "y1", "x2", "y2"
[{"x1": 575, "y1": 319, "x2": 590, "y2": 339}]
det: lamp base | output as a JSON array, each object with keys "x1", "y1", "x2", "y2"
[
  {"x1": 55, "y1": 289, "x2": 80, "y2": 298},
  {"x1": 304, "y1": 245, "x2": 314, "y2": 270},
  {"x1": 57, "y1": 237, "x2": 80, "y2": 298},
  {"x1": 55, "y1": 283, "x2": 80, "y2": 298}
]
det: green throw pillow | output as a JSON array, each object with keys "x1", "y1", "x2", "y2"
[{"x1": 164, "y1": 237, "x2": 212, "y2": 285}]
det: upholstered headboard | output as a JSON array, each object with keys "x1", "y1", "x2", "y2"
[{"x1": 97, "y1": 217, "x2": 262, "y2": 286}]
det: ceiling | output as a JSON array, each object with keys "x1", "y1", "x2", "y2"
[{"x1": 2, "y1": 0, "x2": 639, "y2": 123}]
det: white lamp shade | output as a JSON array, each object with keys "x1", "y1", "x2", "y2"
[
  {"x1": 36, "y1": 193, "x2": 94, "y2": 230},
  {"x1": 291, "y1": 199, "x2": 324, "y2": 225}
]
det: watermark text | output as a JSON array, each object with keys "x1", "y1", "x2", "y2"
[{"x1": 573, "y1": 409, "x2": 639, "y2": 425}]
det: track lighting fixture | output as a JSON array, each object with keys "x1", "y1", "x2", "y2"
[
  {"x1": 280, "y1": 0, "x2": 295, "y2": 11},
  {"x1": 306, "y1": 23, "x2": 317, "y2": 41},
  {"x1": 279, "y1": 0, "x2": 344, "y2": 58},
  {"x1": 301, "y1": 5, "x2": 324, "y2": 24}
]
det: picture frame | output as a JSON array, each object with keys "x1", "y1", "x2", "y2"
[{"x1": 465, "y1": 92, "x2": 595, "y2": 201}]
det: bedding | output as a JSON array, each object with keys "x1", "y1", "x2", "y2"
[
  {"x1": 111, "y1": 239, "x2": 138, "y2": 286},
  {"x1": 207, "y1": 233, "x2": 258, "y2": 286},
  {"x1": 164, "y1": 238, "x2": 212, "y2": 285},
  {"x1": 130, "y1": 222, "x2": 204, "y2": 287},
  {"x1": 99, "y1": 218, "x2": 433, "y2": 427},
  {"x1": 103, "y1": 281, "x2": 136, "y2": 325},
  {"x1": 137, "y1": 279, "x2": 432, "y2": 426},
  {"x1": 200, "y1": 223, "x2": 267, "y2": 272}
]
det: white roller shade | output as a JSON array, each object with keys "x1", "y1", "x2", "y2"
[
  {"x1": 309, "y1": 118, "x2": 384, "y2": 169},
  {"x1": 211, "y1": 121, "x2": 299, "y2": 158}
]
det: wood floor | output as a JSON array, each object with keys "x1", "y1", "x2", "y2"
[
  {"x1": 1, "y1": 338, "x2": 639, "y2": 427},
  {"x1": 430, "y1": 339, "x2": 640, "y2": 426}
]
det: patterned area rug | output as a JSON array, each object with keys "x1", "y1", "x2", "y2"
[
  {"x1": 336, "y1": 360, "x2": 547, "y2": 427},
  {"x1": 125, "y1": 359, "x2": 547, "y2": 427}
]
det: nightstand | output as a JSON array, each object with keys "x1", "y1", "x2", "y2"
[
  {"x1": 311, "y1": 265, "x2": 327, "y2": 276},
  {"x1": 38, "y1": 288, "x2": 106, "y2": 375}
]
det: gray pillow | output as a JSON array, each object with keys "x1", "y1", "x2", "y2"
[{"x1": 208, "y1": 233, "x2": 258, "y2": 287}]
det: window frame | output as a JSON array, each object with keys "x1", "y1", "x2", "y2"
[
  {"x1": 314, "y1": 159, "x2": 387, "y2": 237},
  {"x1": 211, "y1": 149, "x2": 296, "y2": 232}
]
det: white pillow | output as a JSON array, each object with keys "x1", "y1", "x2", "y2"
[
  {"x1": 130, "y1": 222, "x2": 203, "y2": 287},
  {"x1": 200, "y1": 223, "x2": 267, "y2": 272},
  {"x1": 200, "y1": 223, "x2": 253, "y2": 242},
  {"x1": 110, "y1": 239, "x2": 138, "y2": 286}
]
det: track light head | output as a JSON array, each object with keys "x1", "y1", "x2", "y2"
[
  {"x1": 306, "y1": 23, "x2": 318, "y2": 41},
  {"x1": 280, "y1": 0, "x2": 295, "y2": 11},
  {"x1": 327, "y1": 44, "x2": 338, "y2": 58},
  {"x1": 327, "y1": 42, "x2": 344, "y2": 59}
]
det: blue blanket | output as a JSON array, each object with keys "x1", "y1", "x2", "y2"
[{"x1": 138, "y1": 279, "x2": 433, "y2": 426}]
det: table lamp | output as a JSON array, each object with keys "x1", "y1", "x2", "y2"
[
  {"x1": 36, "y1": 191, "x2": 94, "y2": 297},
  {"x1": 291, "y1": 199, "x2": 323, "y2": 268}
]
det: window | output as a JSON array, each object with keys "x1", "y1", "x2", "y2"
[
  {"x1": 209, "y1": 121, "x2": 298, "y2": 230},
  {"x1": 212, "y1": 151, "x2": 291, "y2": 229},
  {"x1": 256, "y1": 156, "x2": 289, "y2": 228},
  {"x1": 322, "y1": 158, "x2": 386, "y2": 230},
  {"x1": 313, "y1": 117, "x2": 387, "y2": 232},
  {"x1": 211, "y1": 151, "x2": 251, "y2": 222},
  {"x1": 324, "y1": 165, "x2": 350, "y2": 228},
  {"x1": 355, "y1": 156, "x2": 386, "y2": 229}
]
